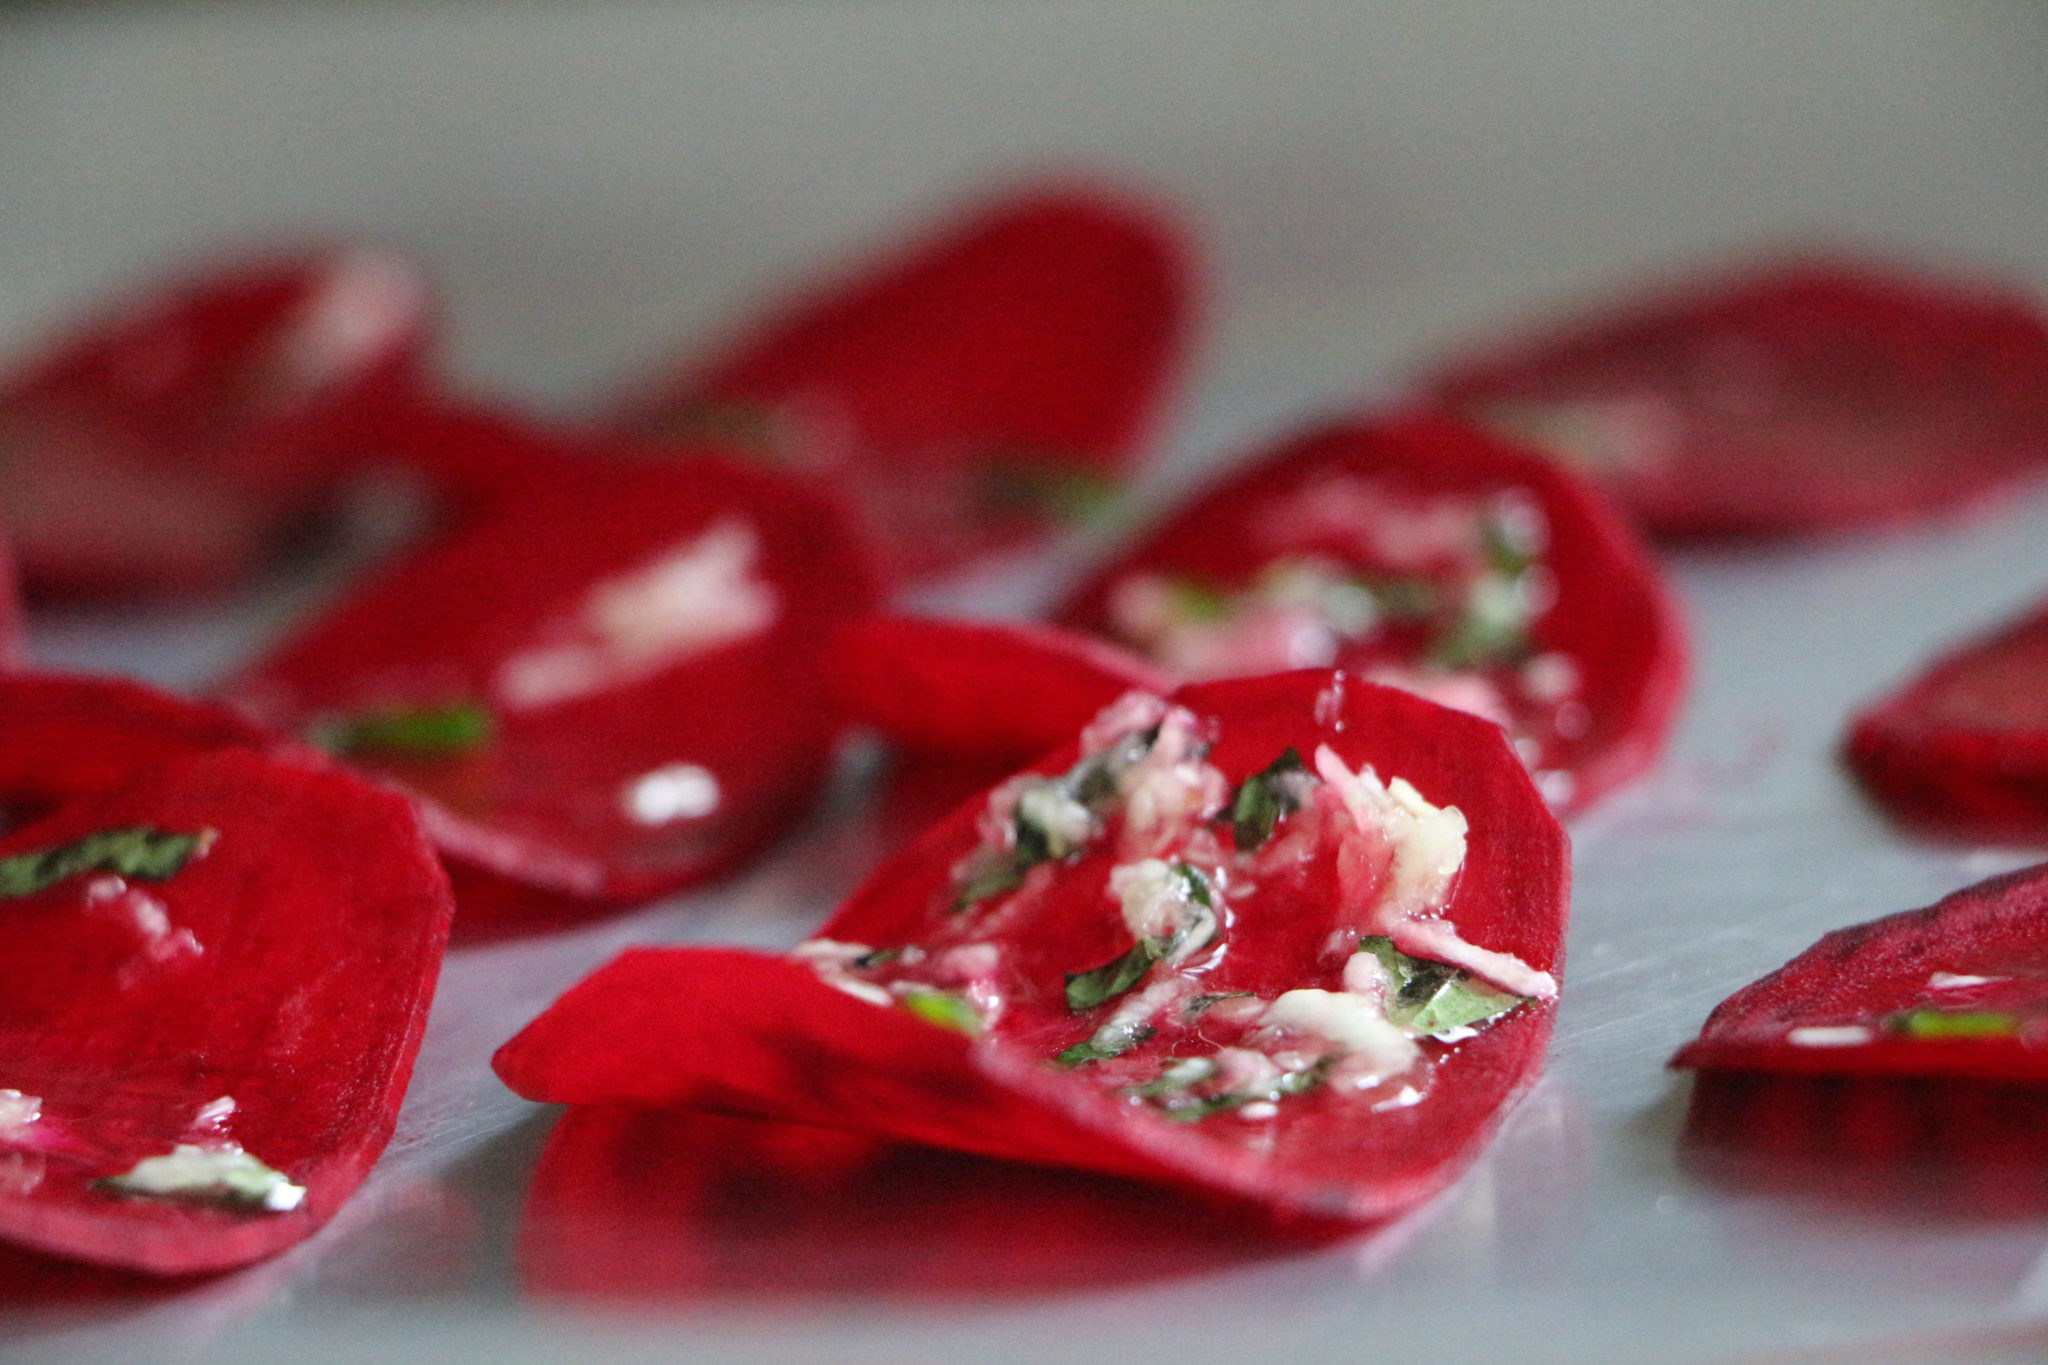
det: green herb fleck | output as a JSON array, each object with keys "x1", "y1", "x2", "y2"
[
  {"x1": 1164, "y1": 578, "x2": 1233, "y2": 623},
  {"x1": 1366, "y1": 576, "x2": 1438, "y2": 621},
  {"x1": 1065, "y1": 940, "x2": 1162, "y2": 1012},
  {"x1": 1887, "y1": 1009, "x2": 2024, "y2": 1040},
  {"x1": 0, "y1": 827, "x2": 214, "y2": 898},
  {"x1": 980, "y1": 456, "x2": 1125, "y2": 526},
  {"x1": 899, "y1": 989, "x2": 982, "y2": 1036},
  {"x1": 1357, "y1": 935, "x2": 1528, "y2": 1037},
  {"x1": 317, "y1": 701, "x2": 494, "y2": 759},
  {"x1": 1229, "y1": 747, "x2": 1311, "y2": 852},
  {"x1": 1185, "y1": 991, "x2": 1256, "y2": 1018},
  {"x1": 1055, "y1": 1024, "x2": 1156, "y2": 1067}
]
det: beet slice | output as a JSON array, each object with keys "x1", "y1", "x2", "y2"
[
  {"x1": 1427, "y1": 258, "x2": 2048, "y2": 539},
  {"x1": 1056, "y1": 414, "x2": 1686, "y2": 814},
  {"x1": 0, "y1": 674, "x2": 278, "y2": 829},
  {"x1": 497, "y1": 671, "x2": 1569, "y2": 1222},
  {"x1": 520, "y1": 1106, "x2": 1340, "y2": 1305},
  {"x1": 0, "y1": 246, "x2": 434, "y2": 599},
  {"x1": 214, "y1": 451, "x2": 883, "y2": 907},
  {"x1": 1844, "y1": 601, "x2": 2048, "y2": 842},
  {"x1": 0, "y1": 527, "x2": 22, "y2": 670},
  {"x1": 829, "y1": 615, "x2": 1174, "y2": 768},
  {"x1": 612, "y1": 185, "x2": 1195, "y2": 583},
  {"x1": 1673, "y1": 863, "x2": 2048, "y2": 1082},
  {"x1": 0, "y1": 747, "x2": 453, "y2": 1275}
]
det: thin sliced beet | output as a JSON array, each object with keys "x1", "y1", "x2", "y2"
[
  {"x1": 1057, "y1": 414, "x2": 1686, "y2": 814},
  {"x1": 1672, "y1": 863, "x2": 2048, "y2": 1082},
  {"x1": 0, "y1": 527, "x2": 21, "y2": 669},
  {"x1": 520, "y1": 1106, "x2": 1343, "y2": 1305},
  {"x1": 613, "y1": 185, "x2": 1194, "y2": 582},
  {"x1": 0, "y1": 246, "x2": 434, "y2": 599},
  {"x1": 0, "y1": 748, "x2": 453, "y2": 1275},
  {"x1": 1844, "y1": 601, "x2": 2048, "y2": 843},
  {"x1": 1428, "y1": 257, "x2": 2048, "y2": 539},
  {"x1": 497, "y1": 671, "x2": 1569, "y2": 1222},
  {"x1": 829, "y1": 615, "x2": 1174, "y2": 767},
  {"x1": 214, "y1": 451, "x2": 883, "y2": 907},
  {"x1": 0, "y1": 674, "x2": 279, "y2": 828}
]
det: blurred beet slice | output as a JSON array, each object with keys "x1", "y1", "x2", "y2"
[
  {"x1": 497, "y1": 671, "x2": 1569, "y2": 1222},
  {"x1": 0, "y1": 528, "x2": 22, "y2": 669},
  {"x1": 0, "y1": 748, "x2": 453, "y2": 1275},
  {"x1": 214, "y1": 453, "x2": 882, "y2": 907},
  {"x1": 1057, "y1": 415, "x2": 1686, "y2": 814},
  {"x1": 613, "y1": 185, "x2": 1195, "y2": 582},
  {"x1": 1428, "y1": 258, "x2": 2048, "y2": 538},
  {"x1": 520, "y1": 1105, "x2": 1342, "y2": 1305},
  {"x1": 0, "y1": 246, "x2": 434, "y2": 599},
  {"x1": 0, "y1": 674, "x2": 278, "y2": 829},
  {"x1": 829, "y1": 615, "x2": 1173, "y2": 768},
  {"x1": 1672, "y1": 862, "x2": 2048, "y2": 1081},
  {"x1": 1844, "y1": 601, "x2": 2048, "y2": 842}
]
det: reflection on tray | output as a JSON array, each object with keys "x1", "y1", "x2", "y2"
[{"x1": 520, "y1": 1106, "x2": 1358, "y2": 1305}]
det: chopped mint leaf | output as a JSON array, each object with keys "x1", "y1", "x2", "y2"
[
  {"x1": 853, "y1": 946, "x2": 905, "y2": 970},
  {"x1": 1887, "y1": 1008, "x2": 2024, "y2": 1040},
  {"x1": 899, "y1": 989, "x2": 981, "y2": 1036},
  {"x1": 1366, "y1": 576, "x2": 1438, "y2": 621},
  {"x1": 1165, "y1": 578, "x2": 1233, "y2": 623},
  {"x1": 954, "y1": 858, "x2": 1025, "y2": 910},
  {"x1": 979, "y1": 455, "x2": 1124, "y2": 526},
  {"x1": 1357, "y1": 935, "x2": 1529, "y2": 1037},
  {"x1": 1185, "y1": 991, "x2": 1256, "y2": 1018},
  {"x1": 1229, "y1": 747, "x2": 1311, "y2": 851},
  {"x1": 1176, "y1": 862, "x2": 1214, "y2": 908},
  {"x1": 1055, "y1": 1024, "x2": 1156, "y2": 1067},
  {"x1": 1481, "y1": 512, "x2": 1538, "y2": 578},
  {"x1": 316, "y1": 701, "x2": 493, "y2": 758},
  {"x1": 0, "y1": 826, "x2": 214, "y2": 898},
  {"x1": 1065, "y1": 939, "x2": 1161, "y2": 1012},
  {"x1": 1430, "y1": 593, "x2": 1530, "y2": 671}
]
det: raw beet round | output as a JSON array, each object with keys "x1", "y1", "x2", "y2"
[
  {"x1": 214, "y1": 451, "x2": 883, "y2": 907},
  {"x1": 1427, "y1": 257, "x2": 2048, "y2": 539},
  {"x1": 1672, "y1": 862, "x2": 2048, "y2": 1080},
  {"x1": 0, "y1": 246, "x2": 435, "y2": 599},
  {"x1": 496, "y1": 670, "x2": 1570, "y2": 1222},
  {"x1": 1844, "y1": 600, "x2": 2048, "y2": 843},
  {"x1": 828, "y1": 615, "x2": 1174, "y2": 768},
  {"x1": 0, "y1": 747, "x2": 453, "y2": 1275},
  {"x1": 612, "y1": 184, "x2": 1195, "y2": 583},
  {"x1": 1057, "y1": 414, "x2": 1687, "y2": 815}
]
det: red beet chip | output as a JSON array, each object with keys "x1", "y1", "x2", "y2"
[
  {"x1": 497, "y1": 670, "x2": 1569, "y2": 1222},
  {"x1": 0, "y1": 245, "x2": 434, "y2": 599},
  {"x1": 612, "y1": 185, "x2": 1195, "y2": 583},
  {"x1": 829, "y1": 615, "x2": 1174, "y2": 768},
  {"x1": 214, "y1": 452, "x2": 883, "y2": 907},
  {"x1": 0, "y1": 747, "x2": 453, "y2": 1275},
  {"x1": 1672, "y1": 862, "x2": 2048, "y2": 1081},
  {"x1": 1427, "y1": 258, "x2": 2048, "y2": 539},
  {"x1": 0, "y1": 526, "x2": 22, "y2": 670},
  {"x1": 1057, "y1": 414, "x2": 1687, "y2": 815},
  {"x1": 0, "y1": 674, "x2": 278, "y2": 825},
  {"x1": 1844, "y1": 601, "x2": 2048, "y2": 842}
]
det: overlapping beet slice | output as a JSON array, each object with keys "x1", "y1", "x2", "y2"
[
  {"x1": 214, "y1": 447, "x2": 883, "y2": 907},
  {"x1": 612, "y1": 185, "x2": 1195, "y2": 582},
  {"x1": 0, "y1": 527, "x2": 22, "y2": 669},
  {"x1": 0, "y1": 245, "x2": 434, "y2": 599},
  {"x1": 1427, "y1": 257, "x2": 2048, "y2": 539},
  {"x1": 0, "y1": 674, "x2": 278, "y2": 826},
  {"x1": 497, "y1": 670, "x2": 1569, "y2": 1222},
  {"x1": 1844, "y1": 600, "x2": 2048, "y2": 842},
  {"x1": 828, "y1": 615, "x2": 1173, "y2": 769},
  {"x1": 1056, "y1": 414, "x2": 1686, "y2": 814},
  {"x1": 0, "y1": 746, "x2": 453, "y2": 1275}
]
